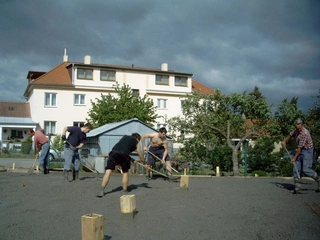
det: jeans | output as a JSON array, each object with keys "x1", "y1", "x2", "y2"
[
  {"x1": 64, "y1": 147, "x2": 80, "y2": 171},
  {"x1": 293, "y1": 148, "x2": 315, "y2": 178},
  {"x1": 39, "y1": 142, "x2": 50, "y2": 166}
]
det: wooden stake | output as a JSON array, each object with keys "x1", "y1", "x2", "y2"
[
  {"x1": 120, "y1": 195, "x2": 136, "y2": 214},
  {"x1": 216, "y1": 166, "x2": 220, "y2": 177},
  {"x1": 81, "y1": 213, "x2": 104, "y2": 240},
  {"x1": 180, "y1": 175, "x2": 189, "y2": 189}
]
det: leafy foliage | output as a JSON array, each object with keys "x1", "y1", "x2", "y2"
[
  {"x1": 168, "y1": 86, "x2": 272, "y2": 176},
  {"x1": 307, "y1": 90, "x2": 320, "y2": 159},
  {"x1": 51, "y1": 135, "x2": 64, "y2": 152},
  {"x1": 86, "y1": 84, "x2": 158, "y2": 128},
  {"x1": 273, "y1": 97, "x2": 305, "y2": 143},
  {"x1": 247, "y1": 136, "x2": 275, "y2": 172}
]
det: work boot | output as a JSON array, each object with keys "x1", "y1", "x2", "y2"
[
  {"x1": 72, "y1": 169, "x2": 77, "y2": 181},
  {"x1": 292, "y1": 179, "x2": 301, "y2": 194},
  {"x1": 96, "y1": 186, "x2": 106, "y2": 198},
  {"x1": 43, "y1": 164, "x2": 49, "y2": 174},
  {"x1": 313, "y1": 173, "x2": 320, "y2": 192},
  {"x1": 63, "y1": 170, "x2": 69, "y2": 182},
  {"x1": 40, "y1": 164, "x2": 45, "y2": 174}
]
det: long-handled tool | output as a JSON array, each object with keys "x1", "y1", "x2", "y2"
[
  {"x1": 28, "y1": 156, "x2": 38, "y2": 174},
  {"x1": 82, "y1": 157, "x2": 100, "y2": 174},
  {"x1": 147, "y1": 150, "x2": 180, "y2": 174},
  {"x1": 282, "y1": 144, "x2": 301, "y2": 179},
  {"x1": 66, "y1": 140, "x2": 100, "y2": 174},
  {"x1": 135, "y1": 161, "x2": 180, "y2": 180}
]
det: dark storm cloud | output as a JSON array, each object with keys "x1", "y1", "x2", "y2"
[{"x1": 0, "y1": 0, "x2": 319, "y2": 112}]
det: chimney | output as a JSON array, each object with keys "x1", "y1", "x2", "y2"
[
  {"x1": 63, "y1": 48, "x2": 68, "y2": 62},
  {"x1": 84, "y1": 55, "x2": 91, "y2": 64},
  {"x1": 161, "y1": 63, "x2": 168, "y2": 71}
]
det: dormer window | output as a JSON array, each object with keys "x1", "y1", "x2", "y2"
[
  {"x1": 100, "y1": 70, "x2": 115, "y2": 81},
  {"x1": 77, "y1": 68, "x2": 93, "y2": 80},
  {"x1": 156, "y1": 75, "x2": 169, "y2": 85},
  {"x1": 175, "y1": 76, "x2": 187, "y2": 86}
]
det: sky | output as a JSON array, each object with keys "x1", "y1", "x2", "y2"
[{"x1": 1, "y1": 0, "x2": 319, "y2": 113}]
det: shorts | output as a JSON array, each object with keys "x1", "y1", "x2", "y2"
[
  {"x1": 147, "y1": 146, "x2": 170, "y2": 165},
  {"x1": 106, "y1": 150, "x2": 131, "y2": 173}
]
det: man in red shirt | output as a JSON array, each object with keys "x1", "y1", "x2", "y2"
[
  {"x1": 282, "y1": 119, "x2": 319, "y2": 193},
  {"x1": 28, "y1": 128, "x2": 50, "y2": 174}
]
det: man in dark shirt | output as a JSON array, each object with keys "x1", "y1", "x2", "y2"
[
  {"x1": 61, "y1": 123, "x2": 92, "y2": 181},
  {"x1": 96, "y1": 133, "x2": 146, "y2": 197}
]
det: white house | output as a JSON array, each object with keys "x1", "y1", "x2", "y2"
[{"x1": 23, "y1": 52, "x2": 215, "y2": 141}]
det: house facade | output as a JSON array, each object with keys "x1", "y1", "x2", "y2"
[
  {"x1": 23, "y1": 53, "x2": 215, "y2": 139},
  {"x1": 0, "y1": 101, "x2": 37, "y2": 150}
]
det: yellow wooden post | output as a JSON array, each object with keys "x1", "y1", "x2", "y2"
[
  {"x1": 216, "y1": 166, "x2": 220, "y2": 177},
  {"x1": 180, "y1": 175, "x2": 189, "y2": 189},
  {"x1": 81, "y1": 213, "x2": 104, "y2": 240}
]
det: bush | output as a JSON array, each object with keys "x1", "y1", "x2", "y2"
[{"x1": 21, "y1": 142, "x2": 32, "y2": 154}]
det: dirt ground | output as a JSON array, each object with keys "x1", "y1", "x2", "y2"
[{"x1": 0, "y1": 170, "x2": 320, "y2": 240}]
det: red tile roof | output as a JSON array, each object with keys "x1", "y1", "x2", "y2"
[
  {"x1": 29, "y1": 62, "x2": 72, "y2": 85},
  {"x1": 25, "y1": 61, "x2": 215, "y2": 95},
  {"x1": 192, "y1": 80, "x2": 216, "y2": 94},
  {"x1": 0, "y1": 101, "x2": 31, "y2": 118}
]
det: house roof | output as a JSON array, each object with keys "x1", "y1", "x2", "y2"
[
  {"x1": 192, "y1": 80, "x2": 216, "y2": 94},
  {"x1": 28, "y1": 62, "x2": 72, "y2": 86},
  {"x1": 87, "y1": 118, "x2": 159, "y2": 137},
  {"x1": 24, "y1": 61, "x2": 216, "y2": 96},
  {"x1": 0, "y1": 117, "x2": 37, "y2": 125},
  {"x1": 0, "y1": 101, "x2": 31, "y2": 118}
]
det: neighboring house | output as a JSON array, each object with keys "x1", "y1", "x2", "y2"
[
  {"x1": 23, "y1": 52, "x2": 215, "y2": 139},
  {"x1": 0, "y1": 101, "x2": 37, "y2": 149}
]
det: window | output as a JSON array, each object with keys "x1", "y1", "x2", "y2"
[
  {"x1": 175, "y1": 76, "x2": 188, "y2": 86},
  {"x1": 156, "y1": 75, "x2": 169, "y2": 85},
  {"x1": 77, "y1": 68, "x2": 93, "y2": 80},
  {"x1": 11, "y1": 130, "x2": 23, "y2": 138},
  {"x1": 45, "y1": 93, "x2": 57, "y2": 107},
  {"x1": 44, "y1": 121, "x2": 56, "y2": 135},
  {"x1": 132, "y1": 89, "x2": 139, "y2": 96},
  {"x1": 74, "y1": 94, "x2": 86, "y2": 105},
  {"x1": 73, "y1": 122, "x2": 85, "y2": 127},
  {"x1": 157, "y1": 99, "x2": 167, "y2": 109},
  {"x1": 181, "y1": 100, "x2": 185, "y2": 110},
  {"x1": 100, "y1": 70, "x2": 115, "y2": 81}
]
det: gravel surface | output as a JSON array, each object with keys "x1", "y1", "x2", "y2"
[{"x1": 0, "y1": 171, "x2": 319, "y2": 240}]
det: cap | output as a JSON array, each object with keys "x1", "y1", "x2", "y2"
[{"x1": 294, "y1": 118, "x2": 303, "y2": 125}]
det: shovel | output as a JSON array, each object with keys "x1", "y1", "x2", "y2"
[{"x1": 282, "y1": 144, "x2": 301, "y2": 179}]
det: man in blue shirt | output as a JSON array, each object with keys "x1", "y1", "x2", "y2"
[{"x1": 61, "y1": 123, "x2": 92, "y2": 182}]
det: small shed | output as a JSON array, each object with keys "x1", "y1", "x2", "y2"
[{"x1": 84, "y1": 118, "x2": 173, "y2": 158}]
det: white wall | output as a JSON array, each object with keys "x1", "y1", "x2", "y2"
[{"x1": 29, "y1": 65, "x2": 193, "y2": 134}]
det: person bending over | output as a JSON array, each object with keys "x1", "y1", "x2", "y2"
[{"x1": 96, "y1": 133, "x2": 146, "y2": 197}]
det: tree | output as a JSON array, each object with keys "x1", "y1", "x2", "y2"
[
  {"x1": 307, "y1": 89, "x2": 320, "y2": 159},
  {"x1": 247, "y1": 135, "x2": 275, "y2": 172},
  {"x1": 168, "y1": 86, "x2": 272, "y2": 176},
  {"x1": 86, "y1": 84, "x2": 158, "y2": 128},
  {"x1": 273, "y1": 97, "x2": 306, "y2": 149}
]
